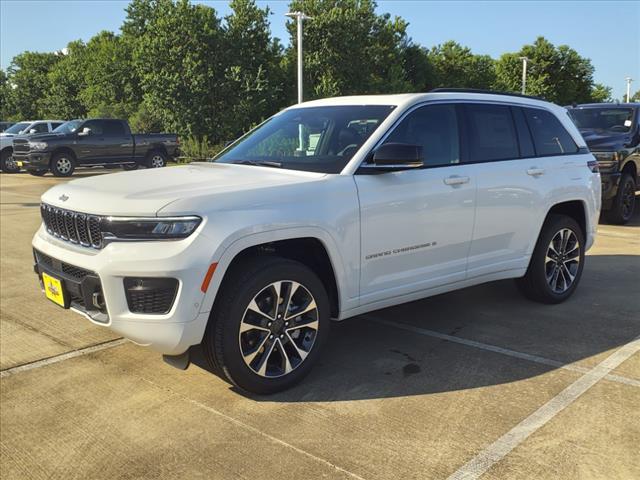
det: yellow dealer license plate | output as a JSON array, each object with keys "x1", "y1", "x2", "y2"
[
  {"x1": 16, "y1": 161, "x2": 23, "y2": 167},
  {"x1": 42, "y1": 272, "x2": 66, "y2": 307}
]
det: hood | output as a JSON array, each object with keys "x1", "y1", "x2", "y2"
[
  {"x1": 578, "y1": 128, "x2": 631, "y2": 151},
  {"x1": 14, "y1": 132, "x2": 63, "y2": 142},
  {"x1": 0, "y1": 132, "x2": 16, "y2": 138},
  {"x1": 41, "y1": 162, "x2": 325, "y2": 216}
]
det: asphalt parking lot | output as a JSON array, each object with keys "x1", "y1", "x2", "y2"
[{"x1": 1, "y1": 171, "x2": 639, "y2": 480}]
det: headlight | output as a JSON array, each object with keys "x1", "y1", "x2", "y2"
[
  {"x1": 102, "y1": 216, "x2": 201, "y2": 241},
  {"x1": 592, "y1": 152, "x2": 619, "y2": 171},
  {"x1": 29, "y1": 142, "x2": 48, "y2": 151}
]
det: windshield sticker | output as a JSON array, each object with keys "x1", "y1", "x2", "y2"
[{"x1": 624, "y1": 120, "x2": 632, "y2": 127}]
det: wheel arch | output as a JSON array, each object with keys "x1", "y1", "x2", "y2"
[
  {"x1": 621, "y1": 158, "x2": 637, "y2": 181},
  {"x1": 50, "y1": 147, "x2": 77, "y2": 163},
  {"x1": 201, "y1": 230, "x2": 345, "y2": 320}
]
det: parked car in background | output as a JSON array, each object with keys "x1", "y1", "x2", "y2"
[
  {"x1": 1, "y1": 120, "x2": 65, "y2": 173},
  {"x1": 0, "y1": 121, "x2": 16, "y2": 132},
  {"x1": 13, "y1": 119, "x2": 179, "y2": 177},
  {"x1": 32, "y1": 91, "x2": 600, "y2": 393},
  {"x1": 568, "y1": 103, "x2": 639, "y2": 224}
]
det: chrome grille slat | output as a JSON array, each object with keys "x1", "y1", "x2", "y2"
[{"x1": 40, "y1": 203, "x2": 103, "y2": 249}]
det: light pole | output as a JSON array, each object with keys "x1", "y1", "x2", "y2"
[
  {"x1": 625, "y1": 77, "x2": 633, "y2": 103},
  {"x1": 519, "y1": 57, "x2": 529, "y2": 95},
  {"x1": 285, "y1": 11, "x2": 312, "y2": 104}
]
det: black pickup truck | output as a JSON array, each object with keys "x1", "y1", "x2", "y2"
[
  {"x1": 13, "y1": 118, "x2": 179, "y2": 177},
  {"x1": 568, "y1": 103, "x2": 639, "y2": 224}
]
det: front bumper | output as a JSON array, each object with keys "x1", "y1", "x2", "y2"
[
  {"x1": 14, "y1": 151, "x2": 52, "y2": 170},
  {"x1": 32, "y1": 226, "x2": 216, "y2": 355},
  {"x1": 600, "y1": 171, "x2": 622, "y2": 209}
]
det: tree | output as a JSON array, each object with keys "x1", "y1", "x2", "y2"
[
  {"x1": 495, "y1": 37, "x2": 595, "y2": 105},
  {"x1": 630, "y1": 89, "x2": 640, "y2": 103},
  {"x1": 222, "y1": 0, "x2": 286, "y2": 137},
  {"x1": 590, "y1": 83, "x2": 613, "y2": 103},
  {"x1": 41, "y1": 41, "x2": 88, "y2": 119},
  {"x1": 6, "y1": 51, "x2": 60, "y2": 119},
  {"x1": 0, "y1": 69, "x2": 13, "y2": 119},
  {"x1": 426, "y1": 41, "x2": 495, "y2": 90},
  {"x1": 284, "y1": 0, "x2": 412, "y2": 100},
  {"x1": 130, "y1": 0, "x2": 228, "y2": 138}
]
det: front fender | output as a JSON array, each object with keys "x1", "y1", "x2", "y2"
[{"x1": 198, "y1": 226, "x2": 358, "y2": 317}]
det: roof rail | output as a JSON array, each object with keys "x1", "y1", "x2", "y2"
[{"x1": 430, "y1": 88, "x2": 545, "y2": 101}]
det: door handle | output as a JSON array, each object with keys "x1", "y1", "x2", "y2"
[
  {"x1": 527, "y1": 167, "x2": 545, "y2": 176},
  {"x1": 443, "y1": 175, "x2": 470, "y2": 186}
]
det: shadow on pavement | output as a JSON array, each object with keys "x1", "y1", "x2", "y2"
[{"x1": 192, "y1": 252, "x2": 639, "y2": 401}]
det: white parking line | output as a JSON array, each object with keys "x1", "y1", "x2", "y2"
[
  {"x1": 447, "y1": 337, "x2": 640, "y2": 480},
  {"x1": 366, "y1": 317, "x2": 640, "y2": 388},
  {"x1": 0, "y1": 338, "x2": 127, "y2": 378}
]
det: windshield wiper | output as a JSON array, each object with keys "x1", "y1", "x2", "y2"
[{"x1": 233, "y1": 160, "x2": 282, "y2": 168}]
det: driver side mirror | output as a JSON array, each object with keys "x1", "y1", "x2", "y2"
[
  {"x1": 78, "y1": 127, "x2": 91, "y2": 137},
  {"x1": 372, "y1": 143, "x2": 424, "y2": 168}
]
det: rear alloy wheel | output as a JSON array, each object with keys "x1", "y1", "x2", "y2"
[
  {"x1": 204, "y1": 256, "x2": 330, "y2": 394},
  {"x1": 146, "y1": 151, "x2": 166, "y2": 168},
  {"x1": 516, "y1": 214, "x2": 585, "y2": 304},
  {"x1": 1, "y1": 149, "x2": 20, "y2": 173},
  {"x1": 51, "y1": 153, "x2": 76, "y2": 177},
  {"x1": 606, "y1": 173, "x2": 636, "y2": 225}
]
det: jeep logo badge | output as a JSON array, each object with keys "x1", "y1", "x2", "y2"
[{"x1": 59, "y1": 194, "x2": 69, "y2": 202}]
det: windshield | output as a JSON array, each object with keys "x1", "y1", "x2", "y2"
[
  {"x1": 569, "y1": 108, "x2": 635, "y2": 133},
  {"x1": 3, "y1": 122, "x2": 31, "y2": 134},
  {"x1": 214, "y1": 105, "x2": 396, "y2": 173},
  {"x1": 53, "y1": 120, "x2": 83, "y2": 134}
]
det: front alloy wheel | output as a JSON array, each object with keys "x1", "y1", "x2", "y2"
[
  {"x1": 239, "y1": 281, "x2": 319, "y2": 378},
  {"x1": 203, "y1": 256, "x2": 330, "y2": 394}
]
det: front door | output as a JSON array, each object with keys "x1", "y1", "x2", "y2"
[{"x1": 355, "y1": 103, "x2": 476, "y2": 305}]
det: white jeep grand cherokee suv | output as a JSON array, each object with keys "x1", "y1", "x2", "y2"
[{"x1": 33, "y1": 91, "x2": 600, "y2": 393}]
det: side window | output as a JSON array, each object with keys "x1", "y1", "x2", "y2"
[
  {"x1": 512, "y1": 107, "x2": 535, "y2": 158},
  {"x1": 465, "y1": 104, "x2": 519, "y2": 162},
  {"x1": 524, "y1": 108, "x2": 579, "y2": 155},
  {"x1": 383, "y1": 104, "x2": 460, "y2": 166},
  {"x1": 103, "y1": 120, "x2": 126, "y2": 136},
  {"x1": 51, "y1": 122, "x2": 63, "y2": 130},
  {"x1": 82, "y1": 120, "x2": 104, "y2": 136},
  {"x1": 32, "y1": 123, "x2": 49, "y2": 133}
]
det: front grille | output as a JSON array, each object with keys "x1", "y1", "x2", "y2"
[
  {"x1": 41, "y1": 203, "x2": 103, "y2": 249},
  {"x1": 12, "y1": 139, "x2": 30, "y2": 154},
  {"x1": 34, "y1": 250, "x2": 92, "y2": 280}
]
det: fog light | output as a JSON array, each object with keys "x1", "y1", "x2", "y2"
[{"x1": 124, "y1": 277, "x2": 179, "y2": 314}]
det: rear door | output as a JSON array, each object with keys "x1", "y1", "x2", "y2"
[{"x1": 355, "y1": 103, "x2": 476, "y2": 304}]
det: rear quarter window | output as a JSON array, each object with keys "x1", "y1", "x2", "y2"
[{"x1": 524, "y1": 108, "x2": 579, "y2": 156}]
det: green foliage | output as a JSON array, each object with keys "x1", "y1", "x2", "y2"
[
  {"x1": 179, "y1": 135, "x2": 224, "y2": 160},
  {"x1": 590, "y1": 83, "x2": 613, "y2": 103},
  {"x1": 494, "y1": 37, "x2": 595, "y2": 104},
  {"x1": 630, "y1": 90, "x2": 640, "y2": 103},
  {"x1": 285, "y1": 0, "x2": 412, "y2": 99},
  {"x1": 427, "y1": 41, "x2": 496, "y2": 90},
  {"x1": 0, "y1": 1, "x2": 617, "y2": 137}
]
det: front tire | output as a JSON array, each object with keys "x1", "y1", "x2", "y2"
[
  {"x1": 51, "y1": 152, "x2": 76, "y2": 177},
  {"x1": 0, "y1": 149, "x2": 20, "y2": 173},
  {"x1": 606, "y1": 173, "x2": 636, "y2": 225},
  {"x1": 28, "y1": 169, "x2": 47, "y2": 176},
  {"x1": 516, "y1": 214, "x2": 585, "y2": 304},
  {"x1": 122, "y1": 163, "x2": 139, "y2": 171},
  {"x1": 203, "y1": 256, "x2": 330, "y2": 394}
]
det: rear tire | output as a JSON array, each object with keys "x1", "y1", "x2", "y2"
[
  {"x1": 605, "y1": 173, "x2": 636, "y2": 225},
  {"x1": 0, "y1": 149, "x2": 20, "y2": 173},
  {"x1": 516, "y1": 214, "x2": 585, "y2": 304},
  {"x1": 145, "y1": 151, "x2": 166, "y2": 168},
  {"x1": 203, "y1": 256, "x2": 330, "y2": 394},
  {"x1": 51, "y1": 152, "x2": 76, "y2": 177}
]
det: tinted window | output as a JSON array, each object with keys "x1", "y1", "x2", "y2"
[
  {"x1": 51, "y1": 122, "x2": 63, "y2": 130},
  {"x1": 82, "y1": 120, "x2": 104, "y2": 136},
  {"x1": 512, "y1": 107, "x2": 535, "y2": 158},
  {"x1": 103, "y1": 120, "x2": 126, "y2": 136},
  {"x1": 31, "y1": 123, "x2": 49, "y2": 134},
  {"x1": 383, "y1": 104, "x2": 460, "y2": 166},
  {"x1": 465, "y1": 104, "x2": 519, "y2": 162},
  {"x1": 524, "y1": 108, "x2": 578, "y2": 155}
]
